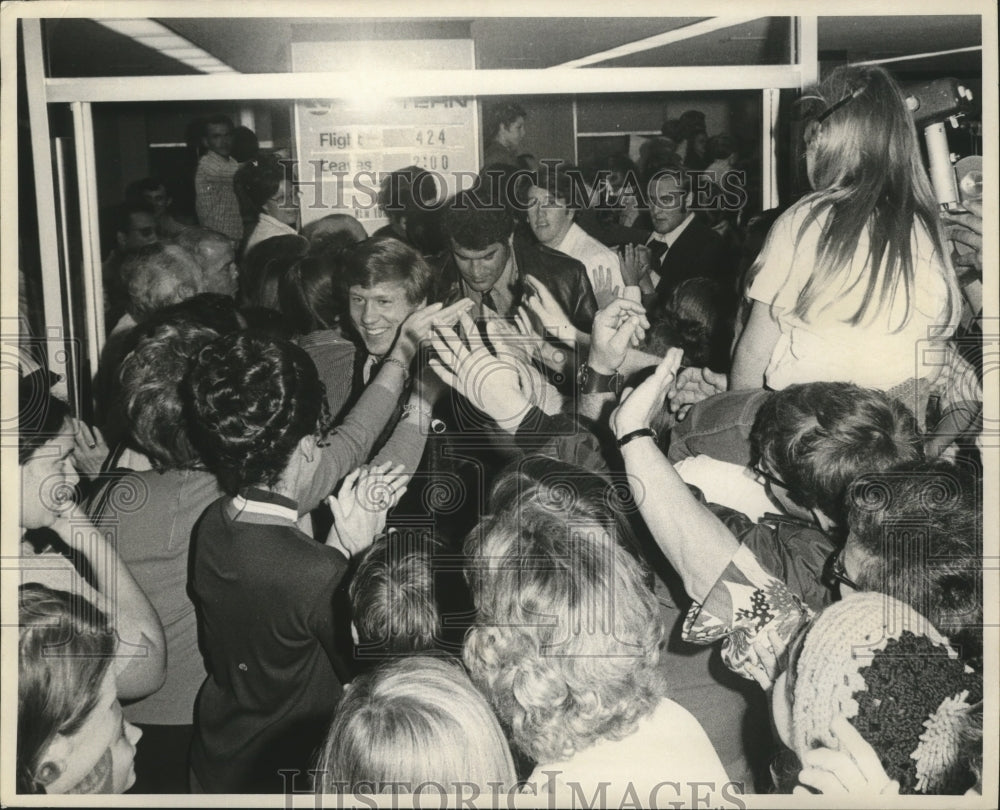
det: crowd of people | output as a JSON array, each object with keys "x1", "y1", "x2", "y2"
[{"x1": 16, "y1": 64, "x2": 987, "y2": 803}]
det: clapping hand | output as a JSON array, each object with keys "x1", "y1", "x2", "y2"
[
  {"x1": 592, "y1": 265, "x2": 622, "y2": 309},
  {"x1": 666, "y1": 366, "x2": 728, "y2": 420},
  {"x1": 611, "y1": 348, "x2": 684, "y2": 440},
  {"x1": 326, "y1": 463, "x2": 409, "y2": 558},
  {"x1": 618, "y1": 243, "x2": 652, "y2": 288}
]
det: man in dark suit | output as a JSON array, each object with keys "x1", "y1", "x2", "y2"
[
  {"x1": 640, "y1": 161, "x2": 737, "y2": 303},
  {"x1": 435, "y1": 189, "x2": 598, "y2": 334}
]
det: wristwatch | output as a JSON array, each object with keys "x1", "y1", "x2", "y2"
[{"x1": 577, "y1": 362, "x2": 623, "y2": 396}]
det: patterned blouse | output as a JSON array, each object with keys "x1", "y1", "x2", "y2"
[{"x1": 683, "y1": 544, "x2": 813, "y2": 682}]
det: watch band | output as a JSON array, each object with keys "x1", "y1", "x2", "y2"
[
  {"x1": 578, "y1": 362, "x2": 622, "y2": 396},
  {"x1": 616, "y1": 427, "x2": 657, "y2": 449}
]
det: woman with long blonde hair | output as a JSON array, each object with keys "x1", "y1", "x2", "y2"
[{"x1": 731, "y1": 64, "x2": 960, "y2": 407}]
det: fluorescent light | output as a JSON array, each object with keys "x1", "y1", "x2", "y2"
[
  {"x1": 160, "y1": 48, "x2": 206, "y2": 60},
  {"x1": 99, "y1": 19, "x2": 165, "y2": 38},
  {"x1": 95, "y1": 18, "x2": 238, "y2": 74},
  {"x1": 134, "y1": 34, "x2": 191, "y2": 49}
]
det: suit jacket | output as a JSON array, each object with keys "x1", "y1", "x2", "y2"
[
  {"x1": 433, "y1": 228, "x2": 598, "y2": 334},
  {"x1": 647, "y1": 215, "x2": 737, "y2": 300}
]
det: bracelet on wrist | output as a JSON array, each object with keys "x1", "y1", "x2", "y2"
[
  {"x1": 616, "y1": 427, "x2": 657, "y2": 449},
  {"x1": 381, "y1": 355, "x2": 410, "y2": 381}
]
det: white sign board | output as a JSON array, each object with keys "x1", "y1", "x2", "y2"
[{"x1": 292, "y1": 39, "x2": 479, "y2": 233}]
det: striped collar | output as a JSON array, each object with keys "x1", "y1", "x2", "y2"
[{"x1": 227, "y1": 487, "x2": 299, "y2": 526}]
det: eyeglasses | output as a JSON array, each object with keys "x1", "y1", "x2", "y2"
[
  {"x1": 752, "y1": 461, "x2": 787, "y2": 490},
  {"x1": 821, "y1": 546, "x2": 859, "y2": 593},
  {"x1": 803, "y1": 83, "x2": 868, "y2": 146}
]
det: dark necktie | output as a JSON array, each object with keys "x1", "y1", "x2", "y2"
[
  {"x1": 481, "y1": 289, "x2": 498, "y2": 315},
  {"x1": 647, "y1": 238, "x2": 669, "y2": 268}
]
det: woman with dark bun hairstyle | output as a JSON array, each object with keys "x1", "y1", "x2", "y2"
[{"x1": 184, "y1": 331, "x2": 410, "y2": 793}]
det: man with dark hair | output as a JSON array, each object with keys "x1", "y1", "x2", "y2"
[
  {"x1": 438, "y1": 189, "x2": 597, "y2": 332},
  {"x1": 750, "y1": 382, "x2": 924, "y2": 527},
  {"x1": 125, "y1": 177, "x2": 190, "y2": 239},
  {"x1": 372, "y1": 165, "x2": 442, "y2": 253},
  {"x1": 693, "y1": 381, "x2": 925, "y2": 612},
  {"x1": 194, "y1": 115, "x2": 243, "y2": 242},
  {"x1": 635, "y1": 158, "x2": 736, "y2": 301},
  {"x1": 102, "y1": 201, "x2": 160, "y2": 329},
  {"x1": 237, "y1": 154, "x2": 300, "y2": 253},
  {"x1": 482, "y1": 102, "x2": 527, "y2": 169}
]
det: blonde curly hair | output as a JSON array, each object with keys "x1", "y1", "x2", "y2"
[{"x1": 464, "y1": 461, "x2": 666, "y2": 765}]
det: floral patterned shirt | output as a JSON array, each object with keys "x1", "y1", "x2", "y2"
[{"x1": 683, "y1": 544, "x2": 813, "y2": 682}]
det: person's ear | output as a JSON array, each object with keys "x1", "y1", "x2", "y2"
[
  {"x1": 684, "y1": 190, "x2": 694, "y2": 210},
  {"x1": 298, "y1": 433, "x2": 317, "y2": 464},
  {"x1": 116, "y1": 231, "x2": 127, "y2": 250}
]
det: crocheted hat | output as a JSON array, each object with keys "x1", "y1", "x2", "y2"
[{"x1": 791, "y1": 592, "x2": 981, "y2": 794}]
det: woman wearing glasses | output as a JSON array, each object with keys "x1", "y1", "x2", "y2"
[{"x1": 730, "y1": 65, "x2": 961, "y2": 422}]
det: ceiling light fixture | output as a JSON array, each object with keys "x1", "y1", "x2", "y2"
[{"x1": 97, "y1": 18, "x2": 238, "y2": 74}]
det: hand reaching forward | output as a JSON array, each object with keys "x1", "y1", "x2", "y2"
[
  {"x1": 611, "y1": 347, "x2": 684, "y2": 439},
  {"x1": 523, "y1": 275, "x2": 578, "y2": 344},
  {"x1": 429, "y1": 311, "x2": 533, "y2": 432},
  {"x1": 326, "y1": 463, "x2": 409, "y2": 558},
  {"x1": 515, "y1": 305, "x2": 571, "y2": 374},
  {"x1": 588, "y1": 298, "x2": 650, "y2": 375},
  {"x1": 941, "y1": 199, "x2": 983, "y2": 276},
  {"x1": 389, "y1": 298, "x2": 475, "y2": 365},
  {"x1": 484, "y1": 318, "x2": 564, "y2": 416}
]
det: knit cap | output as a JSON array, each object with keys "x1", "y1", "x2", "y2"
[{"x1": 791, "y1": 592, "x2": 981, "y2": 794}]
